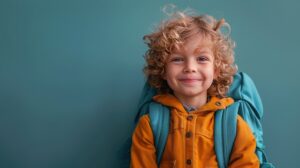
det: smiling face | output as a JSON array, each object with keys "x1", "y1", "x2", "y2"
[{"x1": 164, "y1": 34, "x2": 216, "y2": 105}]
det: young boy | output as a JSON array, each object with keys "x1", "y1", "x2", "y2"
[{"x1": 130, "y1": 11, "x2": 259, "y2": 168}]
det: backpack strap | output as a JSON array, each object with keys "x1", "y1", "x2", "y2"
[
  {"x1": 148, "y1": 102, "x2": 170, "y2": 165},
  {"x1": 214, "y1": 102, "x2": 240, "y2": 168},
  {"x1": 133, "y1": 82, "x2": 170, "y2": 166},
  {"x1": 214, "y1": 72, "x2": 275, "y2": 168},
  {"x1": 135, "y1": 82, "x2": 157, "y2": 124}
]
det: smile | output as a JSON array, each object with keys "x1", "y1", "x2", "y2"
[{"x1": 178, "y1": 78, "x2": 201, "y2": 84}]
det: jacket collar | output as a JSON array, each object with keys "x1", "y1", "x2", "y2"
[{"x1": 153, "y1": 94, "x2": 234, "y2": 114}]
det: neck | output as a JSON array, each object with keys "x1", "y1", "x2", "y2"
[{"x1": 174, "y1": 93, "x2": 208, "y2": 108}]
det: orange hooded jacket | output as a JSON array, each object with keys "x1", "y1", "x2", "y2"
[{"x1": 130, "y1": 94, "x2": 259, "y2": 168}]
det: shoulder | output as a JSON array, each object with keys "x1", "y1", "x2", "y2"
[
  {"x1": 137, "y1": 114, "x2": 150, "y2": 126},
  {"x1": 236, "y1": 115, "x2": 255, "y2": 141},
  {"x1": 134, "y1": 115, "x2": 152, "y2": 137}
]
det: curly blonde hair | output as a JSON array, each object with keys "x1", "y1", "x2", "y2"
[{"x1": 143, "y1": 10, "x2": 237, "y2": 98}]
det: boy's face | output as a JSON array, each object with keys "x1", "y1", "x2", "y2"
[{"x1": 164, "y1": 34, "x2": 216, "y2": 102}]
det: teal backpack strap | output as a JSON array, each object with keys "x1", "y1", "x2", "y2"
[
  {"x1": 148, "y1": 102, "x2": 170, "y2": 165},
  {"x1": 214, "y1": 72, "x2": 275, "y2": 168},
  {"x1": 214, "y1": 103, "x2": 239, "y2": 168},
  {"x1": 133, "y1": 82, "x2": 170, "y2": 166},
  {"x1": 215, "y1": 101, "x2": 275, "y2": 168},
  {"x1": 135, "y1": 82, "x2": 157, "y2": 124}
]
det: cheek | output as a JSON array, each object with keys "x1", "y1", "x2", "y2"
[
  {"x1": 164, "y1": 65, "x2": 177, "y2": 78},
  {"x1": 164, "y1": 72, "x2": 175, "y2": 83}
]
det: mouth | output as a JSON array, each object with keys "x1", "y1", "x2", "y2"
[{"x1": 178, "y1": 78, "x2": 201, "y2": 84}]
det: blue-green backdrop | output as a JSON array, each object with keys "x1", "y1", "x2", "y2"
[{"x1": 1, "y1": 0, "x2": 299, "y2": 167}]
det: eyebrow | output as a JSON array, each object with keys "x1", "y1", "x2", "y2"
[{"x1": 193, "y1": 47, "x2": 212, "y2": 55}]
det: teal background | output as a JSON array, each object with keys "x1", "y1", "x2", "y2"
[{"x1": 0, "y1": 0, "x2": 299, "y2": 167}]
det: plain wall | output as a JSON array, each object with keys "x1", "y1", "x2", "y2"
[{"x1": 1, "y1": 0, "x2": 299, "y2": 167}]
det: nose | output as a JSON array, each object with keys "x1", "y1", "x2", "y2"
[{"x1": 183, "y1": 59, "x2": 197, "y2": 73}]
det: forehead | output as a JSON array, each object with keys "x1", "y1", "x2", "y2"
[{"x1": 173, "y1": 33, "x2": 214, "y2": 54}]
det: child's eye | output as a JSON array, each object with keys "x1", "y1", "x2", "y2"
[
  {"x1": 197, "y1": 56, "x2": 209, "y2": 62},
  {"x1": 170, "y1": 57, "x2": 184, "y2": 63}
]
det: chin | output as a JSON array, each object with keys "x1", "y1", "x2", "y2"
[{"x1": 179, "y1": 91, "x2": 206, "y2": 97}]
